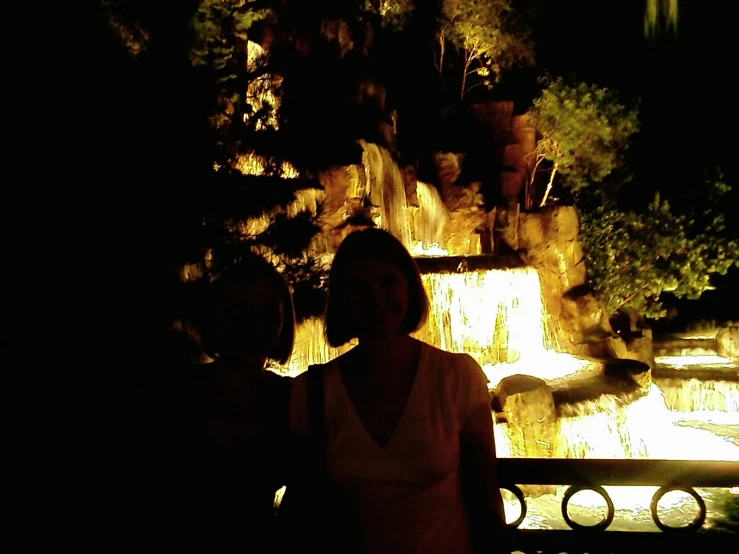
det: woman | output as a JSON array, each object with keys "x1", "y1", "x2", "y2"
[
  {"x1": 144, "y1": 255, "x2": 296, "y2": 548},
  {"x1": 289, "y1": 228, "x2": 506, "y2": 554}
]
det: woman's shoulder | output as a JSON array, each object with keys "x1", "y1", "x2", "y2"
[
  {"x1": 262, "y1": 368, "x2": 293, "y2": 385},
  {"x1": 420, "y1": 342, "x2": 488, "y2": 387},
  {"x1": 421, "y1": 341, "x2": 478, "y2": 368},
  {"x1": 291, "y1": 360, "x2": 338, "y2": 392}
]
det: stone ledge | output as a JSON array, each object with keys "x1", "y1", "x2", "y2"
[
  {"x1": 414, "y1": 254, "x2": 527, "y2": 273},
  {"x1": 653, "y1": 365, "x2": 739, "y2": 382}
]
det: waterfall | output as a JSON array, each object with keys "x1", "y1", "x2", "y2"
[
  {"x1": 416, "y1": 267, "x2": 559, "y2": 366},
  {"x1": 360, "y1": 141, "x2": 412, "y2": 249},
  {"x1": 411, "y1": 181, "x2": 448, "y2": 252},
  {"x1": 283, "y1": 265, "x2": 590, "y2": 386}
]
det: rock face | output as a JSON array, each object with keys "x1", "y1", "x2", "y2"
[
  {"x1": 309, "y1": 102, "x2": 654, "y2": 369},
  {"x1": 495, "y1": 374, "x2": 558, "y2": 497},
  {"x1": 315, "y1": 163, "x2": 366, "y2": 252},
  {"x1": 497, "y1": 375, "x2": 557, "y2": 459},
  {"x1": 432, "y1": 151, "x2": 487, "y2": 255},
  {"x1": 621, "y1": 329, "x2": 655, "y2": 370},
  {"x1": 518, "y1": 206, "x2": 623, "y2": 359},
  {"x1": 315, "y1": 146, "x2": 650, "y2": 367},
  {"x1": 609, "y1": 307, "x2": 656, "y2": 368},
  {"x1": 717, "y1": 326, "x2": 739, "y2": 359},
  {"x1": 602, "y1": 358, "x2": 652, "y2": 390},
  {"x1": 560, "y1": 284, "x2": 626, "y2": 360},
  {"x1": 442, "y1": 207, "x2": 487, "y2": 255}
]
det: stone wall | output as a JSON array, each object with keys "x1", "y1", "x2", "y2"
[{"x1": 518, "y1": 206, "x2": 628, "y2": 360}]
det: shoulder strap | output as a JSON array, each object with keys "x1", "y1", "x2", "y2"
[{"x1": 306, "y1": 364, "x2": 326, "y2": 465}]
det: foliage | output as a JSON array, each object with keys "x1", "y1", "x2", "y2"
[
  {"x1": 363, "y1": 0, "x2": 414, "y2": 30},
  {"x1": 188, "y1": 0, "x2": 271, "y2": 81},
  {"x1": 438, "y1": 0, "x2": 533, "y2": 98},
  {"x1": 578, "y1": 176, "x2": 739, "y2": 319},
  {"x1": 95, "y1": 0, "x2": 329, "y2": 323},
  {"x1": 710, "y1": 494, "x2": 739, "y2": 533},
  {"x1": 528, "y1": 77, "x2": 640, "y2": 197},
  {"x1": 102, "y1": 1, "x2": 150, "y2": 58}
]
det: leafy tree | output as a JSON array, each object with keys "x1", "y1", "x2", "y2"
[
  {"x1": 578, "y1": 176, "x2": 739, "y2": 319},
  {"x1": 527, "y1": 77, "x2": 639, "y2": 207},
  {"x1": 100, "y1": 0, "x2": 330, "y2": 328},
  {"x1": 363, "y1": 0, "x2": 414, "y2": 30},
  {"x1": 188, "y1": 0, "x2": 272, "y2": 81},
  {"x1": 437, "y1": 0, "x2": 533, "y2": 99},
  {"x1": 185, "y1": 2, "x2": 331, "y2": 322}
]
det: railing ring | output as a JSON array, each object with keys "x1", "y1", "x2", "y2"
[
  {"x1": 650, "y1": 485, "x2": 706, "y2": 532},
  {"x1": 561, "y1": 484, "x2": 615, "y2": 531},
  {"x1": 501, "y1": 484, "x2": 527, "y2": 529}
]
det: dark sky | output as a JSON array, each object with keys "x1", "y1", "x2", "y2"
[
  {"x1": 528, "y1": 1, "x2": 737, "y2": 324},
  {"x1": 530, "y1": 1, "x2": 734, "y2": 194}
]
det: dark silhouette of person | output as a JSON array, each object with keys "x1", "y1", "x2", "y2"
[
  {"x1": 138, "y1": 255, "x2": 297, "y2": 549},
  {"x1": 289, "y1": 228, "x2": 506, "y2": 553}
]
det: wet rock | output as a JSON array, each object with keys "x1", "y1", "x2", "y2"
[
  {"x1": 602, "y1": 358, "x2": 652, "y2": 389},
  {"x1": 496, "y1": 375, "x2": 558, "y2": 497},
  {"x1": 496, "y1": 375, "x2": 556, "y2": 459},
  {"x1": 609, "y1": 308, "x2": 656, "y2": 368},
  {"x1": 622, "y1": 332, "x2": 655, "y2": 370},
  {"x1": 561, "y1": 285, "x2": 627, "y2": 359},
  {"x1": 716, "y1": 326, "x2": 739, "y2": 359}
]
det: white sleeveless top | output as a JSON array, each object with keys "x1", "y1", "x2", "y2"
[{"x1": 290, "y1": 342, "x2": 491, "y2": 554}]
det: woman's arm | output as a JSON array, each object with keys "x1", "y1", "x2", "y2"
[{"x1": 460, "y1": 403, "x2": 507, "y2": 553}]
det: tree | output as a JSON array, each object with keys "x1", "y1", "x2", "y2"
[
  {"x1": 363, "y1": 0, "x2": 413, "y2": 29},
  {"x1": 185, "y1": 1, "x2": 332, "y2": 323},
  {"x1": 437, "y1": 0, "x2": 533, "y2": 99},
  {"x1": 578, "y1": 177, "x2": 739, "y2": 319},
  {"x1": 188, "y1": 0, "x2": 272, "y2": 81},
  {"x1": 527, "y1": 77, "x2": 639, "y2": 207},
  {"x1": 100, "y1": 0, "x2": 331, "y2": 333}
]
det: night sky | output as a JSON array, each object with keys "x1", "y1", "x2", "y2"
[
  {"x1": 531, "y1": 1, "x2": 733, "y2": 190},
  {"x1": 528, "y1": 1, "x2": 737, "y2": 326}
]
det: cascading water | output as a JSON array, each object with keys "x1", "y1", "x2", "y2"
[
  {"x1": 556, "y1": 384, "x2": 738, "y2": 461},
  {"x1": 275, "y1": 141, "x2": 738, "y2": 528},
  {"x1": 360, "y1": 141, "x2": 448, "y2": 253},
  {"x1": 417, "y1": 267, "x2": 593, "y2": 388},
  {"x1": 286, "y1": 267, "x2": 593, "y2": 384},
  {"x1": 361, "y1": 141, "x2": 412, "y2": 249},
  {"x1": 410, "y1": 181, "x2": 448, "y2": 252}
]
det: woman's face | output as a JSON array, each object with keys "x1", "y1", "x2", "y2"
[
  {"x1": 217, "y1": 277, "x2": 284, "y2": 360},
  {"x1": 342, "y1": 256, "x2": 410, "y2": 339}
]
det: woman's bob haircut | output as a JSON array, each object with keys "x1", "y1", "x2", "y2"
[
  {"x1": 201, "y1": 254, "x2": 296, "y2": 365},
  {"x1": 324, "y1": 227, "x2": 429, "y2": 347}
]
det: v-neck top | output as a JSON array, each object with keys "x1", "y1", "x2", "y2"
[{"x1": 289, "y1": 342, "x2": 491, "y2": 554}]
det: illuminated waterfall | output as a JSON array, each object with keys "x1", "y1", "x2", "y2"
[
  {"x1": 415, "y1": 267, "x2": 594, "y2": 388},
  {"x1": 268, "y1": 139, "x2": 739, "y2": 527},
  {"x1": 360, "y1": 142, "x2": 450, "y2": 254},
  {"x1": 285, "y1": 266, "x2": 594, "y2": 388},
  {"x1": 361, "y1": 141, "x2": 412, "y2": 249},
  {"x1": 271, "y1": 140, "x2": 739, "y2": 515},
  {"x1": 410, "y1": 181, "x2": 448, "y2": 253}
]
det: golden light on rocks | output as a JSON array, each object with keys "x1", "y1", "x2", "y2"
[{"x1": 234, "y1": 152, "x2": 299, "y2": 179}]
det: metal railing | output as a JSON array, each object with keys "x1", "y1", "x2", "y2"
[{"x1": 497, "y1": 458, "x2": 739, "y2": 552}]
